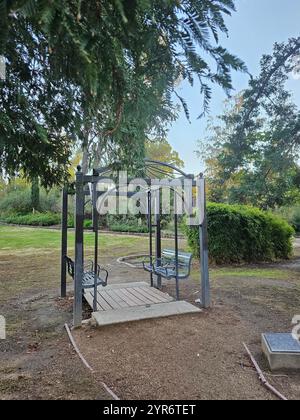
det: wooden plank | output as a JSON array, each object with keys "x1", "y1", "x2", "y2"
[
  {"x1": 92, "y1": 290, "x2": 114, "y2": 311},
  {"x1": 86, "y1": 283, "x2": 174, "y2": 312},
  {"x1": 105, "y1": 289, "x2": 130, "y2": 309},
  {"x1": 98, "y1": 282, "x2": 149, "y2": 291},
  {"x1": 113, "y1": 288, "x2": 143, "y2": 307},
  {"x1": 133, "y1": 287, "x2": 167, "y2": 304},
  {"x1": 142, "y1": 286, "x2": 174, "y2": 303},
  {"x1": 100, "y1": 290, "x2": 123, "y2": 310},
  {"x1": 128, "y1": 287, "x2": 156, "y2": 304},
  {"x1": 121, "y1": 288, "x2": 147, "y2": 306},
  {"x1": 133, "y1": 286, "x2": 169, "y2": 304},
  {"x1": 84, "y1": 291, "x2": 104, "y2": 311}
]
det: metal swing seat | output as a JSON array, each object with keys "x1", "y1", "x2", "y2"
[
  {"x1": 65, "y1": 256, "x2": 108, "y2": 289},
  {"x1": 140, "y1": 184, "x2": 194, "y2": 301},
  {"x1": 143, "y1": 249, "x2": 193, "y2": 280}
]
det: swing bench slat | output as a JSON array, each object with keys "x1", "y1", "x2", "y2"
[
  {"x1": 143, "y1": 249, "x2": 193, "y2": 280},
  {"x1": 65, "y1": 256, "x2": 108, "y2": 289}
]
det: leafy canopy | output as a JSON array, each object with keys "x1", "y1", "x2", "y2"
[
  {"x1": 199, "y1": 38, "x2": 300, "y2": 209},
  {"x1": 0, "y1": 0, "x2": 245, "y2": 185}
]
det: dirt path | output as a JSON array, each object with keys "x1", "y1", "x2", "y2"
[
  {"x1": 0, "y1": 290, "x2": 113, "y2": 400},
  {"x1": 73, "y1": 276, "x2": 300, "y2": 400},
  {"x1": 73, "y1": 239, "x2": 300, "y2": 400},
  {"x1": 74, "y1": 309, "x2": 275, "y2": 400}
]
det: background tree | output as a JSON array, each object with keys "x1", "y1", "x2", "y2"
[
  {"x1": 198, "y1": 39, "x2": 300, "y2": 209},
  {"x1": 0, "y1": 0, "x2": 245, "y2": 184},
  {"x1": 146, "y1": 139, "x2": 184, "y2": 168},
  {"x1": 31, "y1": 177, "x2": 40, "y2": 212},
  {"x1": 0, "y1": 17, "x2": 79, "y2": 186}
]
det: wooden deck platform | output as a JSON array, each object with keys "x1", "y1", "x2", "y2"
[{"x1": 84, "y1": 282, "x2": 201, "y2": 327}]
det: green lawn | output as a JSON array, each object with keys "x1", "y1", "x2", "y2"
[
  {"x1": 0, "y1": 225, "x2": 149, "y2": 253},
  {"x1": 0, "y1": 225, "x2": 298, "y2": 310},
  {"x1": 212, "y1": 267, "x2": 291, "y2": 280}
]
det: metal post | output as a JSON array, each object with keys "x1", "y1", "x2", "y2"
[
  {"x1": 93, "y1": 179, "x2": 98, "y2": 312},
  {"x1": 60, "y1": 186, "x2": 68, "y2": 298},
  {"x1": 174, "y1": 196, "x2": 180, "y2": 301},
  {"x1": 199, "y1": 175, "x2": 210, "y2": 308},
  {"x1": 74, "y1": 166, "x2": 84, "y2": 327},
  {"x1": 155, "y1": 189, "x2": 162, "y2": 290},
  {"x1": 148, "y1": 190, "x2": 154, "y2": 287}
]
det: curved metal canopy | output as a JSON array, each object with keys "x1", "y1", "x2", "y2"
[{"x1": 94, "y1": 158, "x2": 194, "y2": 180}]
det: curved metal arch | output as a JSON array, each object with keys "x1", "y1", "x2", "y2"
[
  {"x1": 144, "y1": 158, "x2": 193, "y2": 179},
  {"x1": 94, "y1": 158, "x2": 194, "y2": 180}
]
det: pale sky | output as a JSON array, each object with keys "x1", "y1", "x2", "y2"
[{"x1": 168, "y1": 0, "x2": 300, "y2": 174}]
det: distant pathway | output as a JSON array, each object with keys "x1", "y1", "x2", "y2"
[{"x1": 276, "y1": 237, "x2": 300, "y2": 271}]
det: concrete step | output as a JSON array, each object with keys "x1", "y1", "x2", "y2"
[{"x1": 92, "y1": 300, "x2": 202, "y2": 327}]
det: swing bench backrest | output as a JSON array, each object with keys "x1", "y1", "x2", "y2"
[
  {"x1": 64, "y1": 256, "x2": 108, "y2": 288},
  {"x1": 158, "y1": 249, "x2": 193, "y2": 279}
]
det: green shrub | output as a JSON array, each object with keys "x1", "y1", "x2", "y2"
[
  {"x1": 0, "y1": 212, "x2": 61, "y2": 226},
  {"x1": 83, "y1": 219, "x2": 93, "y2": 229},
  {"x1": 39, "y1": 189, "x2": 62, "y2": 213},
  {"x1": 0, "y1": 189, "x2": 33, "y2": 214},
  {"x1": 110, "y1": 223, "x2": 149, "y2": 234},
  {"x1": 0, "y1": 213, "x2": 95, "y2": 228},
  {"x1": 0, "y1": 186, "x2": 63, "y2": 215},
  {"x1": 184, "y1": 203, "x2": 294, "y2": 264}
]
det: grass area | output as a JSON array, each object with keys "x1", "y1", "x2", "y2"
[
  {"x1": 0, "y1": 225, "x2": 298, "y2": 298},
  {"x1": 0, "y1": 225, "x2": 149, "y2": 254},
  {"x1": 211, "y1": 268, "x2": 291, "y2": 280}
]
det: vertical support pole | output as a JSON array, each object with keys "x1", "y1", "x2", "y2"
[
  {"x1": 148, "y1": 190, "x2": 154, "y2": 287},
  {"x1": 199, "y1": 175, "x2": 210, "y2": 308},
  {"x1": 61, "y1": 186, "x2": 68, "y2": 298},
  {"x1": 155, "y1": 189, "x2": 162, "y2": 290},
  {"x1": 93, "y1": 177, "x2": 98, "y2": 312},
  {"x1": 174, "y1": 196, "x2": 180, "y2": 301},
  {"x1": 74, "y1": 166, "x2": 84, "y2": 328}
]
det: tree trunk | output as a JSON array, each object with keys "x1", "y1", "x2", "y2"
[
  {"x1": 93, "y1": 138, "x2": 104, "y2": 169},
  {"x1": 31, "y1": 177, "x2": 40, "y2": 213},
  {"x1": 81, "y1": 144, "x2": 90, "y2": 175}
]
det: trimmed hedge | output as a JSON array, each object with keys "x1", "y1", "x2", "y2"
[
  {"x1": 0, "y1": 212, "x2": 62, "y2": 227},
  {"x1": 0, "y1": 213, "x2": 93, "y2": 228},
  {"x1": 184, "y1": 203, "x2": 294, "y2": 264},
  {"x1": 110, "y1": 223, "x2": 149, "y2": 234}
]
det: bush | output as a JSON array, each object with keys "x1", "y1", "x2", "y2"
[
  {"x1": 83, "y1": 219, "x2": 93, "y2": 229},
  {"x1": 184, "y1": 203, "x2": 294, "y2": 264},
  {"x1": 109, "y1": 223, "x2": 149, "y2": 234},
  {"x1": 0, "y1": 189, "x2": 33, "y2": 214},
  {"x1": 0, "y1": 186, "x2": 63, "y2": 215},
  {"x1": 39, "y1": 189, "x2": 62, "y2": 213},
  {"x1": 0, "y1": 212, "x2": 61, "y2": 226}
]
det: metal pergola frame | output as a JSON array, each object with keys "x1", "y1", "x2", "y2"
[{"x1": 60, "y1": 160, "x2": 210, "y2": 328}]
